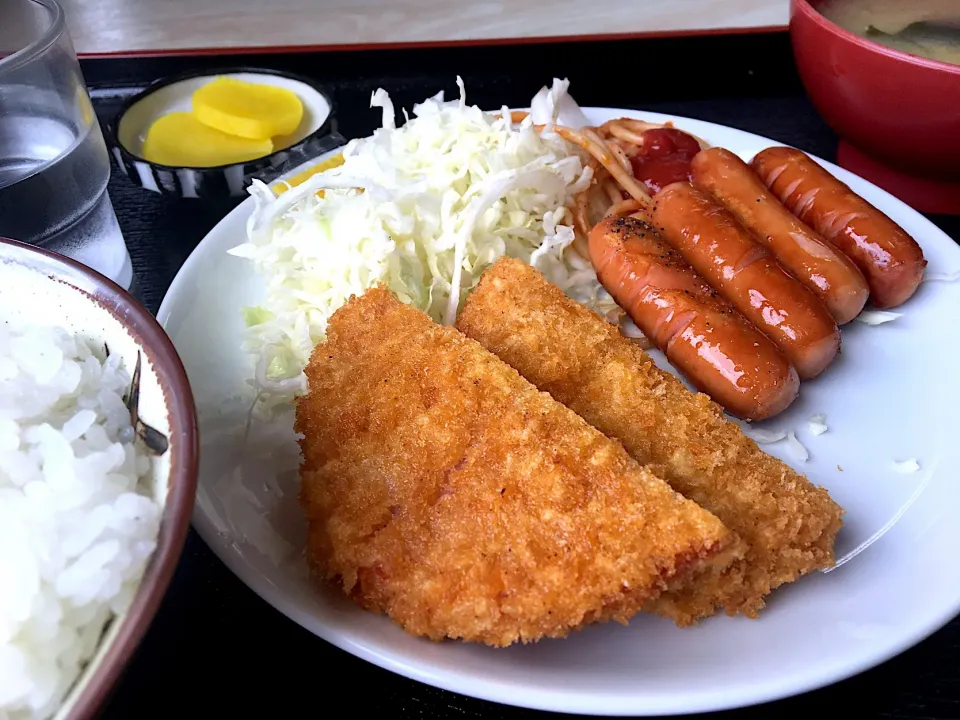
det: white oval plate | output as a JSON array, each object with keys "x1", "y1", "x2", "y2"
[{"x1": 157, "y1": 108, "x2": 960, "y2": 716}]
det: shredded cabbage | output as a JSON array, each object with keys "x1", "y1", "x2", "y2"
[{"x1": 229, "y1": 77, "x2": 616, "y2": 408}]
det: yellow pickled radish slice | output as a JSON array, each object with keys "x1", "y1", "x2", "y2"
[
  {"x1": 272, "y1": 153, "x2": 345, "y2": 196},
  {"x1": 142, "y1": 112, "x2": 274, "y2": 167},
  {"x1": 193, "y1": 77, "x2": 304, "y2": 140}
]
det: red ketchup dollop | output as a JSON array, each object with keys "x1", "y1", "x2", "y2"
[{"x1": 629, "y1": 128, "x2": 701, "y2": 195}]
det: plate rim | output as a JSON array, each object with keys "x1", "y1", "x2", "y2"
[{"x1": 157, "y1": 105, "x2": 960, "y2": 716}]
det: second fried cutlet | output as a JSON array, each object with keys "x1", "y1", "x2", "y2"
[
  {"x1": 296, "y1": 286, "x2": 737, "y2": 647},
  {"x1": 456, "y1": 257, "x2": 844, "y2": 624}
]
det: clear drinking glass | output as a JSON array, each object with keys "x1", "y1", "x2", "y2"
[{"x1": 0, "y1": 0, "x2": 133, "y2": 289}]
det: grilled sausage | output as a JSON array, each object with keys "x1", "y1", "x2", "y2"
[
  {"x1": 589, "y1": 215, "x2": 799, "y2": 420},
  {"x1": 751, "y1": 146, "x2": 926, "y2": 308},
  {"x1": 653, "y1": 182, "x2": 841, "y2": 380},
  {"x1": 691, "y1": 147, "x2": 869, "y2": 324}
]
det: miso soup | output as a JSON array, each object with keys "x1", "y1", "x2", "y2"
[{"x1": 819, "y1": 0, "x2": 960, "y2": 66}]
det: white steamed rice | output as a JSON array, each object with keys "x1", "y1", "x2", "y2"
[{"x1": 0, "y1": 319, "x2": 161, "y2": 720}]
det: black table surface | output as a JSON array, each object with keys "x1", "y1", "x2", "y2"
[{"x1": 83, "y1": 31, "x2": 960, "y2": 719}]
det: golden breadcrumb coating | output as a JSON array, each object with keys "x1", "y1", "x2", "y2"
[
  {"x1": 296, "y1": 286, "x2": 736, "y2": 647},
  {"x1": 456, "y1": 257, "x2": 844, "y2": 623}
]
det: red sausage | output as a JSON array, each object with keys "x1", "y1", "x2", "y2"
[
  {"x1": 589, "y1": 215, "x2": 799, "y2": 421},
  {"x1": 653, "y1": 182, "x2": 841, "y2": 380},
  {"x1": 691, "y1": 147, "x2": 869, "y2": 325},
  {"x1": 751, "y1": 146, "x2": 926, "y2": 308}
]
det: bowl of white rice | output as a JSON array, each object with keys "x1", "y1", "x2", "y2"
[{"x1": 0, "y1": 237, "x2": 198, "y2": 720}]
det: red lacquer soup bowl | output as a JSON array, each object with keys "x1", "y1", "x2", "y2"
[{"x1": 791, "y1": 0, "x2": 960, "y2": 213}]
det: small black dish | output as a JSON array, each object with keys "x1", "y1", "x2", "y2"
[{"x1": 105, "y1": 67, "x2": 345, "y2": 199}]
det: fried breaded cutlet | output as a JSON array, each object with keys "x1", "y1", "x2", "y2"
[
  {"x1": 296, "y1": 286, "x2": 738, "y2": 647},
  {"x1": 456, "y1": 257, "x2": 844, "y2": 624}
]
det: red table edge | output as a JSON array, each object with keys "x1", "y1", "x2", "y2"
[{"x1": 75, "y1": 24, "x2": 789, "y2": 59}]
